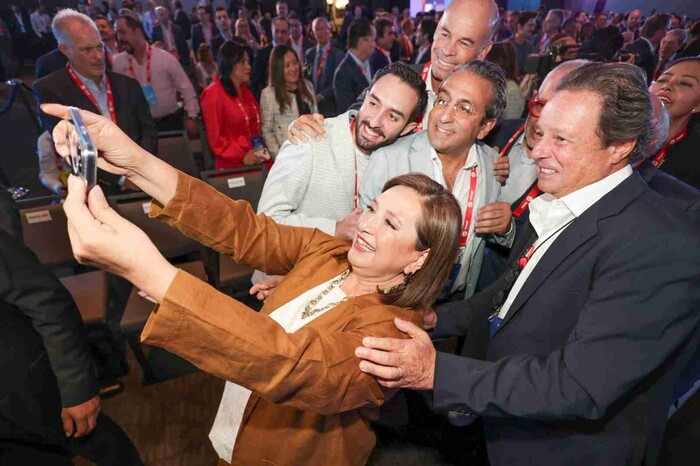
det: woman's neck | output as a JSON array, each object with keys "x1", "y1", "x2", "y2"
[
  {"x1": 340, "y1": 270, "x2": 403, "y2": 296},
  {"x1": 231, "y1": 78, "x2": 244, "y2": 94},
  {"x1": 667, "y1": 114, "x2": 691, "y2": 144},
  {"x1": 285, "y1": 81, "x2": 298, "y2": 92}
]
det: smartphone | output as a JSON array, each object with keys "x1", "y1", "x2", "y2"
[
  {"x1": 68, "y1": 107, "x2": 98, "y2": 189},
  {"x1": 251, "y1": 135, "x2": 270, "y2": 161}
]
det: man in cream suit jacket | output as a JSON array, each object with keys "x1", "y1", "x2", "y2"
[
  {"x1": 252, "y1": 64, "x2": 427, "y2": 287},
  {"x1": 361, "y1": 61, "x2": 514, "y2": 299}
]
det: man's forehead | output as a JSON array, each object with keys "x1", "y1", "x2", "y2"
[{"x1": 442, "y1": 71, "x2": 491, "y2": 101}]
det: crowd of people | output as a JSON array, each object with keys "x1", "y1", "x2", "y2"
[{"x1": 0, "y1": 0, "x2": 699, "y2": 465}]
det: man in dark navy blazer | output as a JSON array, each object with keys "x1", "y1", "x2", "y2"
[
  {"x1": 356, "y1": 62, "x2": 700, "y2": 466},
  {"x1": 626, "y1": 13, "x2": 669, "y2": 85},
  {"x1": 369, "y1": 18, "x2": 394, "y2": 76},
  {"x1": 304, "y1": 16, "x2": 344, "y2": 117},
  {"x1": 151, "y1": 6, "x2": 191, "y2": 70},
  {"x1": 333, "y1": 18, "x2": 375, "y2": 114}
]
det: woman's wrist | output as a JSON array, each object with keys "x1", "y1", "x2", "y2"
[{"x1": 125, "y1": 255, "x2": 179, "y2": 304}]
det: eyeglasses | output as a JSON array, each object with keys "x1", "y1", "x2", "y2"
[
  {"x1": 433, "y1": 96, "x2": 477, "y2": 120},
  {"x1": 527, "y1": 91, "x2": 547, "y2": 118}
]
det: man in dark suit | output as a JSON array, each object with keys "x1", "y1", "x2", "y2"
[
  {"x1": 191, "y1": 5, "x2": 215, "y2": 57},
  {"x1": 0, "y1": 190, "x2": 142, "y2": 465},
  {"x1": 210, "y1": 7, "x2": 235, "y2": 58},
  {"x1": 356, "y1": 62, "x2": 700, "y2": 466},
  {"x1": 33, "y1": 9, "x2": 157, "y2": 195},
  {"x1": 250, "y1": 16, "x2": 290, "y2": 99},
  {"x1": 333, "y1": 18, "x2": 375, "y2": 114},
  {"x1": 626, "y1": 13, "x2": 670, "y2": 85},
  {"x1": 36, "y1": 46, "x2": 114, "y2": 80},
  {"x1": 305, "y1": 16, "x2": 344, "y2": 117},
  {"x1": 370, "y1": 18, "x2": 395, "y2": 76},
  {"x1": 171, "y1": 0, "x2": 191, "y2": 41},
  {"x1": 7, "y1": 4, "x2": 35, "y2": 63},
  {"x1": 151, "y1": 6, "x2": 191, "y2": 70}
]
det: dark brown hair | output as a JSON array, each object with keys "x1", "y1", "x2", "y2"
[
  {"x1": 556, "y1": 62, "x2": 651, "y2": 163},
  {"x1": 268, "y1": 45, "x2": 313, "y2": 113},
  {"x1": 378, "y1": 174, "x2": 461, "y2": 310},
  {"x1": 486, "y1": 41, "x2": 518, "y2": 82}
]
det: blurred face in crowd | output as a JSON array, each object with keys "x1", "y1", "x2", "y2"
[
  {"x1": 506, "y1": 12, "x2": 518, "y2": 33},
  {"x1": 95, "y1": 17, "x2": 115, "y2": 43},
  {"x1": 155, "y1": 7, "x2": 170, "y2": 26},
  {"x1": 60, "y1": 20, "x2": 106, "y2": 81},
  {"x1": 669, "y1": 16, "x2": 680, "y2": 29},
  {"x1": 230, "y1": 51, "x2": 251, "y2": 86},
  {"x1": 354, "y1": 73, "x2": 418, "y2": 153},
  {"x1": 272, "y1": 18, "x2": 290, "y2": 45},
  {"x1": 596, "y1": 14, "x2": 608, "y2": 29},
  {"x1": 650, "y1": 61, "x2": 700, "y2": 121},
  {"x1": 312, "y1": 18, "x2": 331, "y2": 46},
  {"x1": 562, "y1": 21, "x2": 577, "y2": 38},
  {"x1": 355, "y1": 26, "x2": 376, "y2": 61},
  {"x1": 431, "y1": 0, "x2": 498, "y2": 84},
  {"x1": 197, "y1": 7, "x2": 210, "y2": 24},
  {"x1": 576, "y1": 12, "x2": 587, "y2": 23},
  {"x1": 377, "y1": 24, "x2": 396, "y2": 50},
  {"x1": 543, "y1": 12, "x2": 561, "y2": 35},
  {"x1": 283, "y1": 50, "x2": 300, "y2": 86},
  {"x1": 551, "y1": 36, "x2": 578, "y2": 60},
  {"x1": 354, "y1": 6, "x2": 363, "y2": 18},
  {"x1": 276, "y1": 1, "x2": 288, "y2": 17},
  {"x1": 235, "y1": 18, "x2": 251, "y2": 37},
  {"x1": 289, "y1": 18, "x2": 303, "y2": 41},
  {"x1": 116, "y1": 18, "x2": 143, "y2": 55},
  {"x1": 659, "y1": 32, "x2": 684, "y2": 61},
  {"x1": 531, "y1": 90, "x2": 630, "y2": 198},
  {"x1": 628, "y1": 10, "x2": 642, "y2": 28},
  {"x1": 428, "y1": 70, "x2": 497, "y2": 157},
  {"x1": 519, "y1": 18, "x2": 536, "y2": 39},
  {"x1": 215, "y1": 10, "x2": 231, "y2": 34}
]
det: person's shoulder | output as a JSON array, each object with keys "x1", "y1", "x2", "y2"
[
  {"x1": 111, "y1": 51, "x2": 129, "y2": 68},
  {"x1": 200, "y1": 79, "x2": 222, "y2": 98},
  {"x1": 351, "y1": 300, "x2": 422, "y2": 329},
  {"x1": 33, "y1": 66, "x2": 68, "y2": 91}
]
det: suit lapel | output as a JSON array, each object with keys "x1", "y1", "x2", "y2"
[{"x1": 493, "y1": 173, "x2": 648, "y2": 336}]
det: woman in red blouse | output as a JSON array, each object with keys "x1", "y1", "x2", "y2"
[{"x1": 201, "y1": 40, "x2": 268, "y2": 169}]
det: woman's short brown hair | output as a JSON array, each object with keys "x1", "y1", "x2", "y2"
[{"x1": 379, "y1": 174, "x2": 461, "y2": 310}]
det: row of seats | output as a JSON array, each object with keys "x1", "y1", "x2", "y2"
[{"x1": 17, "y1": 130, "x2": 269, "y2": 384}]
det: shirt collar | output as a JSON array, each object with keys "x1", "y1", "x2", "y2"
[
  {"x1": 641, "y1": 36, "x2": 656, "y2": 54},
  {"x1": 72, "y1": 66, "x2": 105, "y2": 91},
  {"x1": 535, "y1": 165, "x2": 633, "y2": 218},
  {"x1": 348, "y1": 50, "x2": 368, "y2": 66},
  {"x1": 317, "y1": 42, "x2": 330, "y2": 53},
  {"x1": 430, "y1": 143, "x2": 479, "y2": 170},
  {"x1": 425, "y1": 65, "x2": 435, "y2": 95}
]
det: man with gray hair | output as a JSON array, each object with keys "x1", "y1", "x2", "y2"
[
  {"x1": 654, "y1": 28, "x2": 688, "y2": 79},
  {"x1": 357, "y1": 62, "x2": 700, "y2": 466},
  {"x1": 361, "y1": 61, "x2": 515, "y2": 300},
  {"x1": 34, "y1": 8, "x2": 158, "y2": 193},
  {"x1": 537, "y1": 8, "x2": 565, "y2": 53}
]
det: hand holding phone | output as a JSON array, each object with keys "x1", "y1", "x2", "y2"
[{"x1": 68, "y1": 107, "x2": 98, "y2": 189}]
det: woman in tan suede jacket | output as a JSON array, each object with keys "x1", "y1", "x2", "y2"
[{"x1": 45, "y1": 103, "x2": 461, "y2": 466}]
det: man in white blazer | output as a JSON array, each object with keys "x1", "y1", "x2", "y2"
[{"x1": 361, "y1": 61, "x2": 514, "y2": 299}]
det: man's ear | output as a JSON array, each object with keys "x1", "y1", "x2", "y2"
[
  {"x1": 610, "y1": 139, "x2": 637, "y2": 164},
  {"x1": 404, "y1": 249, "x2": 429, "y2": 275},
  {"x1": 58, "y1": 43, "x2": 70, "y2": 59},
  {"x1": 400, "y1": 121, "x2": 418, "y2": 136},
  {"x1": 477, "y1": 118, "x2": 498, "y2": 140},
  {"x1": 478, "y1": 41, "x2": 494, "y2": 60}
]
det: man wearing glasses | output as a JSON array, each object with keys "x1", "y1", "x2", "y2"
[{"x1": 360, "y1": 61, "x2": 515, "y2": 301}]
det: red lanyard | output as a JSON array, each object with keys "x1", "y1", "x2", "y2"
[
  {"x1": 376, "y1": 46, "x2": 391, "y2": 62},
  {"x1": 458, "y1": 166, "x2": 479, "y2": 248},
  {"x1": 512, "y1": 183, "x2": 541, "y2": 218},
  {"x1": 315, "y1": 45, "x2": 332, "y2": 83},
  {"x1": 233, "y1": 86, "x2": 260, "y2": 139},
  {"x1": 401, "y1": 36, "x2": 413, "y2": 56},
  {"x1": 650, "y1": 128, "x2": 687, "y2": 168},
  {"x1": 500, "y1": 123, "x2": 526, "y2": 157},
  {"x1": 65, "y1": 63, "x2": 116, "y2": 122},
  {"x1": 349, "y1": 118, "x2": 359, "y2": 209},
  {"x1": 128, "y1": 45, "x2": 152, "y2": 85},
  {"x1": 413, "y1": 61, "x2": 432, "y2": 131}
]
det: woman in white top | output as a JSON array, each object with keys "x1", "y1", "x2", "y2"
[
  {"x1": 194, "y1": 43, "x2": 218, "y2": 92},
  {"x1": 260, "y1": 45, "x2": 317, "y2": 158}
]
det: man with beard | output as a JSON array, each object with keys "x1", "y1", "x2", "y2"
[
  {"x1": 257, "y1": 63, "x2": 427, "y2": 239},
  {"x1": 249, "y1": 63, "x2": 427, "y2": 295}
]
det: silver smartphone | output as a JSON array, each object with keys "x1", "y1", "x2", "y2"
[{"x1": 68, "y1": 107, "x2": 97, "y2": 189}]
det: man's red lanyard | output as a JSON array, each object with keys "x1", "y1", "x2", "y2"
[
  {"x1": 401, "y1": 35, "x2": 413, "y2": 57},
  {"x1": 315, "y1": 45, "x2": 331, "y2": 83},
  {"x1": 376, "y1": 46, "x2": 391, "y2": 62},
  {"x1": 65, "y1": 63, "x2": 116, "y2": 122},
  {"x1": 349, "y1": 118, "x2": 360, "y2": 209},
  {"x1": 458, "y1": 166, "x2": 479, "y2": 250},
  {"x1": 650, "y1": 128, "x2": 687, "y2": 168},
  {"x1": 499, "y1": 123, "x2": 541, "y2": 217},
  {"x1": 414, "y1": 61, "x2": 432, "y2": 131},
  {"x1": 128, "y1": 45, "x2": 152, "y2": 85}
]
